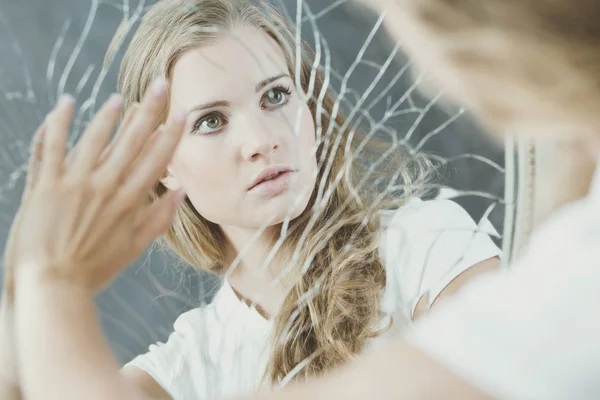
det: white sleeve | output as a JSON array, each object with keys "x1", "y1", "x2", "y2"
[
  {"x1": 405, "y1": 200, "x2": 600, "y2": 399},
  {"x1": 124, "y1": 308, "x2": 208, "y2": 399},
  {"x1": 381, "y1": 199, "x2": 501, "y2": 317}
]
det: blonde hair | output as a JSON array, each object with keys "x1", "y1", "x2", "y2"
[
  {"x1": 106, "y1": 0, "x2": 431, "y2": 383},
  {"x1": 392, "y1": 0, "x2": 600, "y2": 126}
]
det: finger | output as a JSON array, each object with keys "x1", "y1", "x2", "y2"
[
  {"x1": 93, "y1": 126, "x2": 161, "y2": 211},
  {"x1": 133, "y1": 190, "x2": 186, "y2": 252},
  {"x1": 39, "y1": 95, "x2": 74, "y2": 183},
  {"x1": 22, "y1": 122, "x2": 46, "y2": 202},
  {"x1": 130, "y1": 125, "x2": 161, "y2": 168},
  {"x1": 111, "y1": 127, "x2": 164, "y2": 211},
  {"x1": 121, "y1": 110, "x2": 186, "y2": 198},
  {"x1": 98, "y1": 103, "x2": 140, "y2": 165},
  {"x1": 103, "y1": 78, "x2": 168, "y2": 182},
  {"x1": 68, "y1": 94, "x2": 123, "y2": 175}
]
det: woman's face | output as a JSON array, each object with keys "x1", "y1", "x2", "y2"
[{"x1": 163, "y1": 26, "x2": 318, "y2": 231}]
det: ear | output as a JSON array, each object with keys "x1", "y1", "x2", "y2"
[{"x1": 160, "y1": 166, "x2": 182, "y2": 192}]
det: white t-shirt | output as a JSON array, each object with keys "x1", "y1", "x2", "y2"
[
  {"x1": 126, "y1": 198, "x2": 500, "y2": 399},
  {"x1": 407, "y1": 163, "x2": 600, "y2": 399}
]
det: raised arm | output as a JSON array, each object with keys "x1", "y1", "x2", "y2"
[
  {"x1": 0, "y1": 294, "x2": 21, "y2": 400},
  {"x1": 0, "y1": 119, "x2": 48, "y2": 400},
  {"x1": 8, "y1": 80, "x2": 187, "y2": 400}
]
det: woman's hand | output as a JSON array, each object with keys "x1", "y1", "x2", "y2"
[
  {"x1": 7, "y1": 80, "x2": 186, "y2": 400},
  {"x1": 10, "y1": 78, "x2": 187, "y2": 293}
]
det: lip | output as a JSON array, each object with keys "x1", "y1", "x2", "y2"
[{"x1": 248, "y1": 165, "x2": 296, "y2": 195}]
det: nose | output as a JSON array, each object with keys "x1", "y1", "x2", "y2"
[{"x1": 240, "y1": 118, "x2": 280, "y2": 162}]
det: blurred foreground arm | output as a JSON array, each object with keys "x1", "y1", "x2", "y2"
[
  {"x1": 531, "y1": 139, "x2": 596, "y2": 226},
  {"x1": 0, "y1": 120, "x2": 49, "y2": 400},
  {"x1": 0, "y1": 295, "x2": 21, "y2": 400},
  {"x1": 245, "y1": 338, "x2": 491, "y2": 400}
]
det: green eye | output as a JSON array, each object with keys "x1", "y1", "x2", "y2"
[
  {"x1": 261, "y1": 85, "x2": 292, "y2": 109},
  {"x1": 204, "y1": 116, "x2": 221, "y2": 129},
  {"x1": 266, "y1": 89, "x2": 285, "y2": 105},
  {"x1": 192, "y1": 112, "x2": 227, "y2": 135}
]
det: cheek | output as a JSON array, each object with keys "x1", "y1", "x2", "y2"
[
  {"x1": 295, "y1": 107, "x2": 317, "y2": 175},
  {"x1": 289, "y1": 102, "x2": 316, "y2": 149},
  {"x1": 300, "y1": 107, "x2": 316, "y2": 151},
  {"x1": 298, "y1": 107, "x2": 318, "y2": 188},
  {"x1": 278, "y1": 100, "x2": 316, "y2": 159},
  {"x1": 171, "y1": 140, "x2": 233, "y2": 210}
]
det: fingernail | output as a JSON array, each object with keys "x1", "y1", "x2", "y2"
[
  {"x1": 57, "y1": 94, "x2": 74, "y2": 110},
  {"x1": 150, "y1": 78, "x2": 167, "y2": 97},
  {"x1": 108, "y1": 93, "x2": 123, "y2": 110}
]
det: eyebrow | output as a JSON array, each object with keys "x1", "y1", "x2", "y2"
[
  {"x1": 187, "y1": 100, "x2": 229, "y2": 113},
  {"x1": 187, "y1": 73, "x2": 291, "y2": 114},
  {"x1": 255, "y1": 73, "x2": 289, "y2": 92}
]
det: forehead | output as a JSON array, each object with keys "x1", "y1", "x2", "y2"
[{"x1": 169, "y1": 25, "x2": 290, "y2": 110}]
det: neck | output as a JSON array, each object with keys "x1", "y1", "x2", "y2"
[
  {"x1": 221, "y1": 225, "x2": 280, "y2": 277},
  {"x1": 582, "y1": 136, "x2": 600, "y2": 159},
  {"x1": 532, "y1": 134, "x2": 598, "y2": 226},
  {"x1": 220, "y1": 224, "x2": 287, "y2": 316}
]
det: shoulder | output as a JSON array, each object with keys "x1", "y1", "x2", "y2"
[
  {"x1": 380, "y1": 197, "x2": 499, "y2": 258},
  {"x1": 381, "y1": 197, "x2": 493, "y2": 234},
  {"x1": 125, "y1": 306, "x2": 211, "y2": 369},
  {"x1": 123, "y1": 293, "x2": 229, "y2": 399},
  {"x1": 379, "y1": 198, "x2": 501, "y2": 317}
]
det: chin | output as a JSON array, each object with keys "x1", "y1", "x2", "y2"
[
  {"x1": 273, "y1": 187, "x2": 313, "y2": 223},
  {"x1": 244, "y1": 174, "x2": 317, "y2": 229},
  {"x1": 244, "y1": 203, "x2": 307, "y2": 232}
]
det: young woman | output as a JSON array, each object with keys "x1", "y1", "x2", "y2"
[
  {"x1": 0, "y1": 0, "x2": 500, "y2": 399},
  {"x1": 232, "y1": 0, "x2": 600, "y2": 399}
]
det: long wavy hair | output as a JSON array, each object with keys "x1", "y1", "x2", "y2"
[{"x1": 106, "y1": 0, "x2": 432, "y2": 384}]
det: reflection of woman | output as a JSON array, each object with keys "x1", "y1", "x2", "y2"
[
  {"x1": 0, "y1": 0, "x2": 499, "y2": 399},
  {"x1": 235, "y1": 0, "x2": 600, "y2": 399}
]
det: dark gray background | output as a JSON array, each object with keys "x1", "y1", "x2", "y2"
[{"x1": 0, "y1": 0, "x2": 505, "y2": 363}]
